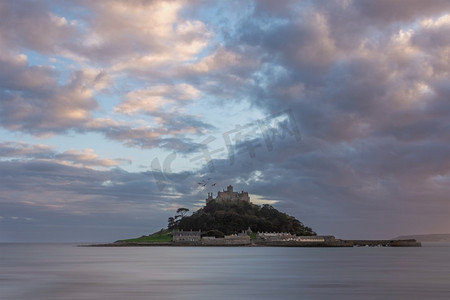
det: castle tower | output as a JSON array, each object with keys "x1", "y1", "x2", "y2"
[
  {"x1": 206, "y1": 185, "x2": 251, "y2": 204},
  {"x1": 206, "y1": 192, "x2": 214, "y2": 204}
]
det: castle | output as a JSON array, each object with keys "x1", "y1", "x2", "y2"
[{"x1": 206, "y1": 185, "x2": 250, "y2": 204}]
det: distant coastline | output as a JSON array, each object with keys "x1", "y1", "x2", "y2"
[{"x1": 394, "y1": 234, "x2": 450, "y2": 243}]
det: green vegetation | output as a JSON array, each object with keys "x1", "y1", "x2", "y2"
[
  {"x1": 202, "y1": 229, "x2": 225, "y2": 238},
  {"x1": 115, "y1": 229, "x2": 172, "y2": 243},
  {"x1": 168, "y1": 207, "x2": 190, "y2": 230},
  {"x1": 177, "y1": 201, "x2": 316, "y2": 236},
  {"x1": 116, "y1": 200, "x2": 315, "y2": 243}
]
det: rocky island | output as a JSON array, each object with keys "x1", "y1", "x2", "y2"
[{"x1": 90, "y1": 185, "x2": 421, "y2": 248}]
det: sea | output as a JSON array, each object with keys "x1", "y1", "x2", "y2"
[{"x1": 1, "y1": 243, "x2": 449, "y2": 300}]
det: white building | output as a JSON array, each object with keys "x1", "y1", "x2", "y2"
[
  {"x1": 296, "y1": 236, "x2": 325, "y2": 242},
  {"x1": 172, "y1": 230, "x2": 201, "y2": 242}
]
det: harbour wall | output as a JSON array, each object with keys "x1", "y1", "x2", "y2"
[{"x1": 347, "y1": 239, "x2": 421, "y2": 247}]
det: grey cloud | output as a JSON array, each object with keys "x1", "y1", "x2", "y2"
[
  {"x1": 0, "y1": 55, "x2": 213, "y2": 151},
  {"x1": 351, "y1": 0, "x2": 450, "y2": 24},
  {"x1": 153, "y1": 112, "x2": 215, "y2": 132},
  {"x1": 0, "y1": 63, "x2": 99, "y2": 135},
  {"x1": 0, "y1": 0, "x2": 77, "y2": 53},
  {"x1": 0, "y1": 55, "x2": 56, "y2": 92},
  {"x1": 0, "y1": 157, "x2": 210, "y2": 242},
  {"x1": 0, "y1": 141, "x2": 54, "y2": 159},
  {"x1": 412, "y1": 23, "x2": 450, "y2": 50},
  {"x1": 0, "y1": 141, "x2": 127, "y2": 168},
  {"x1": 86, "y1": 120, "x2": 206, "y2": 153},
  {"x1": 229, "y1": 10, "x2": 450, "y2": 145}
]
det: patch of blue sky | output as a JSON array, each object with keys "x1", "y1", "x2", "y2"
[
  {"x1": 92, "y1": 92, "x2": 122, "y2": 117},
  {"x1": 149, "y1": 146, "x2": 201, "y2": 175},
  {"x1": 92, "y1": 76, "x2": 149, "y2": 119},
  {"x1": 49, "y1": 55, "x2": 79, "y2": 85},
  {"x1": 49, "y1": 1, "x2": 91, "y2": 29},
  {"x1": 182, "y1": 0, "x2": 254, "y2": 41},
  {"x1": 113, "y1": 74, "x2": 148, "y2": 94},
  {"x1": 252, "y1": 62, "x2": 289, "y2": 92},
  {"x1": 0, "y1": 128, "x2": 38, "y2": 146},
  {"x1": 21, "y1": 50, "x2": 49, "y2": 67},
  {"x1": 22, "y1": 50, "x2": 79, "y2": 86},
  {"x1": 185, "y1": 94, "x2": 266, "y2": 134},
  {"x1": 179, "y1": 97, "x2": 268, "y2": 172}
]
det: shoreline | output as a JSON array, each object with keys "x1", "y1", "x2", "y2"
[{"x1": 83, "y1": 239, "x2": 421, "y2": 248}]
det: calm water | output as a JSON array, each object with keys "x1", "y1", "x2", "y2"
[{"x1": 1, "y1": 244, "x2": 449, "y2": 300}]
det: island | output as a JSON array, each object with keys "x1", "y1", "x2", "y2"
[{"x1": 89, "y1": 185, "x2": 421, "y2": 247}]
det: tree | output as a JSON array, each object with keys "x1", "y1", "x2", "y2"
[
  {"x1": 168, "y1": 217, "x2": 177, "y2": 229},
  {"x1": 176, "y1": 207, "x2": 189, "y2": 219},
  {"x1": 177, "y1": 201, "x2": 316, "y2": 236},
  {"x1": 168, "y1": 208, "x2": 190, "y2": 230}
]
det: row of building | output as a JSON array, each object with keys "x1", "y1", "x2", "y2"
[
  {"x1": 172, "y1": 230, "x2": 335, "y2": 244},
  {"x1": 173, "y1": 230, "x2": 251, "y2": 245}
]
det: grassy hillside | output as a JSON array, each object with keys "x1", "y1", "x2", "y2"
[{"x1": 115, "y1": 230, "x2": 172, "y2": 243}]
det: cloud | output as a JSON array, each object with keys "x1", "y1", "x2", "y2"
[
  {"x1": 350, "y1": 0, "x2": 450, "y2": 24},
  {"x1": 0, "y1": 0, "x2": 215, "y2": 150},
  {"x1": 115, "y1": 84, "x2": 200, "y2": 115},
  {"x1": 0, "y1": 0, "x2": 77, "y2": 53},
  {"x1": 187, "y1": 47, "x2": 247, "y2": 74},
  {"x1": 0, "y1": 52, "x2": 210, "y2": 150},
  {"x1": 71, "y1": 0, "x2": 211, "y2": 66},
  {"x1": 55, "y1": 149, "x2": 128, "y2": 168},
  {"x1": 2, "y1": 0, "x2": 450, "y2": 241},
  {"x1": 0, "y1": 155, "x2": 209, "y2": 242},
  {"x1": 0, "y1": 58, "x2": 101, "y2": 135},
  {"x1": 83, "y1": 118, "x2": 210, "y2": 152},
  {"x1": 217, "y1": 2, "x2": 450, "y2": 146},
  {"x1": 0, "y1": 141, "x2": 128, "y2": 169},
  {"x1": 0, "y1": 141, "x2": 53, "y2": 158}
]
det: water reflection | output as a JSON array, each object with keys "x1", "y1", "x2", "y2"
[{"x1": 1, "y1": 244, "x2": 449, "y2": 300}]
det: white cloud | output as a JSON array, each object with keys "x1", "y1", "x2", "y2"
[{"x1": 115, "y1": 84, "x2": 200, "y2": 115}]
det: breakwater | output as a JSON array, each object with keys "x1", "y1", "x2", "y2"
[{"x1": 346, "y1": 239, "x2": 421, "y2": 247}]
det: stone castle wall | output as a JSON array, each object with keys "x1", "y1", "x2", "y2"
[
  {"x1": 201, "y1": 236, "x2": 251, "y2": 246},
  {"x1": 206, "y1": 185, "x2": 250, "y2": 204}
]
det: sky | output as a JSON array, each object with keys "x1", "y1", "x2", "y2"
[{"x1": 1, "y1": 0, "x2": 450, "y2": 242}]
